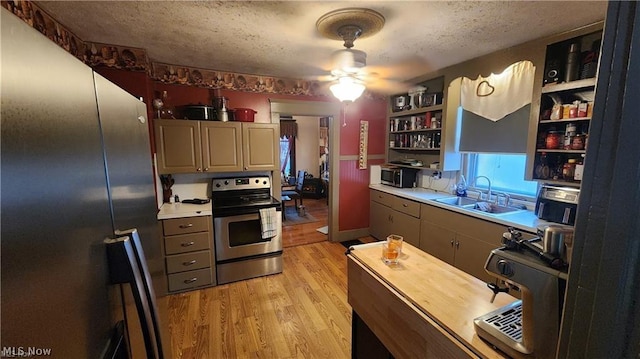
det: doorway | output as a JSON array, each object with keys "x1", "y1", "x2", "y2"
[{"x1": 270, "y1": 99, "x2": 341, "y2": 243}]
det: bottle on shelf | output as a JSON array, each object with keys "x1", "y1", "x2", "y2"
[{"x1": 565, "y1": 42, "x2": 581, "y2": 83}]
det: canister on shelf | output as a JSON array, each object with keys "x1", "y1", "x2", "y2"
[
  {"x1": 574, "y1": 158, "x2": 585, "y2": 181},
  {"x1": 587, "y1": 101, "x2": 594, "y2": 118},
  {"x1": 562, "y1": 105, "x2": 571, "y2": 119},
  {"x1": 546, "y1": 131, "x2": 563, "y2": 149},
  {"x1": 550, "y1": 103, "x2": 563, "y2": 120},
  {"x1": 568, "y1": 104, "x2": 578, "y2": 118},
  {"x1": 578, "y1": 102, "x2": 588, "y2": 117},
  {"x1": 571, "y1": 134, "x2": 585, "y2": 150},
  {"x1": 562, "y1": 159, "x2": 577, "y2": 180}
]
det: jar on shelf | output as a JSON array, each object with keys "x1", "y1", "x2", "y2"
[
  {"x1": 562, "y1": 159, "x2": 577, "y2": 180},
  {"x1": 571, "y1": 134, "x2": 585, "y2": 150},
  {"x1": 545, "y1": 131, "x2": 563, "y2": 149},
  {"x1": 535, "y1": 152, "x2": 550, "y2": 179}
]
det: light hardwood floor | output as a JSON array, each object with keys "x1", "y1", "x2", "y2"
[
  {"x1": 167, "y1": 240, "x2": 356, "y2": 359},
  {"x1": 282, "y1": 197, "x2": 329, "y2": 248}
]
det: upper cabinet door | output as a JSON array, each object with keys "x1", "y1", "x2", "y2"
[
  {"x1": 202, "y1": 122, "x2": 243, "y2": 172},
  {"x1": 154, "y1": 119, "x2": 202, "y2": 174},
  {"x1": 242, "y1": 123, "x2": 280, "y2": 171}
]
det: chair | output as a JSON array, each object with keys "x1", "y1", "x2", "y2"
[{"x1": 282, "y1": 170, "x2": 305, "y2": 212}]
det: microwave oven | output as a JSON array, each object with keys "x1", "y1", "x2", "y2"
[{"x1": 380, "y1": 166, "x2": 418, "y2": 188}]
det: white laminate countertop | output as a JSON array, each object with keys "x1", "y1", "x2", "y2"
[
  {"x1": 157, "y1": 202, "x2": 212, "y2": 220},
  {"x1": 369, "y1": 184, "x2": 562, "y2": 233}
]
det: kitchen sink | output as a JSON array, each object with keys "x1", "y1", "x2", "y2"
[
  {"x1": 470, "y1": 203, "x2": 525, "y2": 216},
  {"x1": 434, "y1": 197, "x2": 479, "y2": 207},
  {"x1": 434, "y1": 197, "x2": 525, "y2": 216}
]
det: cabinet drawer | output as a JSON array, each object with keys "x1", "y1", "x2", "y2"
[
  {"x1": 371, "y1": 189, "x2": 393, "y2": 207},
  {"x1": 168, "y1": 268, "x2": 213, "y2": 292},
  {"x1": 393, "y1": 197, "x2": 420, "y2": 218},
  {"x1": 164, "y1": 232, "x2": 210, "y2": 255},
  {"x1": 162, "y1": 216, "x2": 209, "y2": 236},
  {"x1": 166, "y1": 250, "x2": 211, "y2": 274}
]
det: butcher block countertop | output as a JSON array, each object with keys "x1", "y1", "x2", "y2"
[{"x1": 347, "y1": 241, "x2": 516, "y2": 359}]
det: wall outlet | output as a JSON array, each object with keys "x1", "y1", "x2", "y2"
[{"x1": 432, "y1": 171, "x2": 441, "y2": 180}]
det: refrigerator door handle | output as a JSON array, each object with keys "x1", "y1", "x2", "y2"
[{"x1": 106, "y1": 229, "x2": 164, "y2": 359}]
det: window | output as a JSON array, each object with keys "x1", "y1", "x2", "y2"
[
  {"x1": 466, "y1": 153, "x2": 538, "y2": 198},
  {"x1": 280, "y1": 137, "x2": 295, "y2": 178}
]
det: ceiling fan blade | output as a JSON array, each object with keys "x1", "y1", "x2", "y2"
[
  {"x1": 364, "y1": 55, "x2": 431, "y2": 83},
  {"x1": 363, "y1": 77, "x2": 413, "y2": 95},
  {"x1": 307, "y1": 74, "x2": 337, "y2": 82}
]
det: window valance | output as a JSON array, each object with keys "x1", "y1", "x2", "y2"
[{"x1": 280, "y1": 120, "x2": 298, "y2": 138}]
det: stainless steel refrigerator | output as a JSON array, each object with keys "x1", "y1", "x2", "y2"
[{"x1": 1, "y1": 8, "x2": 166, "y2": 358}]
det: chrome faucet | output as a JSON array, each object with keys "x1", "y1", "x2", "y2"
[
  {"x1": 494, "y1": 192, "x2": 511, "y2": 207},
  {"x1": 472, "y1": 176, "x2": 492, "y2": 201}
]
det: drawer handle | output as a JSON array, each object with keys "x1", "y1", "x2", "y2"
[
  {"x1": 183, "y1": 260, "x2": 197, "y2": 266},
  {"x1": 181, "y1": 241, "x2": 195, "y2": 247},
  {"x1": 402, "y1": 203, "x2": 408, "y2": 207},
  {"x1": 179, "y1": 223, "x2": 194, "y2": 229},
  {"x1": 183, "y1": 278, "x2": 198, "y2": 284},
  {"x1": 450, "y1": 240, "x2": 454, "y2": 247}
]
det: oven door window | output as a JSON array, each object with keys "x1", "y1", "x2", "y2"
[{"x1": 228, "y1": 219, "x2": 272, "y2": 246}]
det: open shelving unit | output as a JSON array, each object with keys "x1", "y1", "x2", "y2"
[{"x1": 528, "y1": 25, "x2": 603, "y2": 187}]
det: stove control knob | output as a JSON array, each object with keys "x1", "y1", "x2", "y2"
[
  {"x1": 224, "y1": 180, "x2": 229, "y2": 185},
  {"x1": 263, "y1": 180, "x2": 267, "y2": 185},
  {"x1": 496, "y1": 260, "x2": 514, "y2": 277},
  {"x1": 255, "y1": 179, "x2": 260, "y2": 183},
  {"x1": 215, "y1": 183, "x2": 221, "y2": 188}
]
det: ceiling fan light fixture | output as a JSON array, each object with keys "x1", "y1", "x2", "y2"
[{"x1": 330, "y1": 76, "x2": 365, "y2": 102}]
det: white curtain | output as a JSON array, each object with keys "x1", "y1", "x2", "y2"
[{"x1": 460, "y1": 60, "x2": 535, "y2": 121}]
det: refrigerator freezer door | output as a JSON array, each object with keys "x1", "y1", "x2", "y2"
[
  {"x1": 93, "y1": 73, "x2": 166, "y2": 296},
  {"x1": 1, "y1": 9, "x2": 114, "y2": 358}
]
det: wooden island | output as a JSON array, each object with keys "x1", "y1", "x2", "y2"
[{"x1": 347, "y1": 242, "x2": 516, "y2": 359}]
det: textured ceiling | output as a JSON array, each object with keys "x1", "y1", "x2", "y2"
[{"x1": 37, "y1": 1, "x2": 607, "y2": 86}]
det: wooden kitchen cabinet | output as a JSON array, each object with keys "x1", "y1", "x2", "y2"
[
  {"x1": 369, "y1": 200, "x2": 393, "y2": 241},
  {"x1": 154, "y1": 119, "x2": 202, "y2": 173},
  {"x1": 160, "y1": 215, "x2": 216, "y2": 293},
  {"x1": 369, "y1": 189, "x2": 421, "y2": 247},
  {"x1": 419, "y1": 221, "x2": 456, "y2": 266},
  {"x1": 202, "y1": 121, "x2": 243, "y2": 172},
  {"x1": 419, "y1": 204, "x2": 512, "y2": 283},
  {"x1": 241, "y1": 122, "x2": 280, "y2": 171},
  {"x1": 154, "y1": 119, "x2": 279, "y2": 173}
]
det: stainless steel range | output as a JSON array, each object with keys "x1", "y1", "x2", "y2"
[
  {"x1": 474, "y1": 228, "x2": 568, "y2": 359},
  {"x1": 211, "y1": 176, "x2": 282, "y2": 285}
]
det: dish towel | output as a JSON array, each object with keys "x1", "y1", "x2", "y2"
[
  {"x1": 460, "y1": 60, "x2": 535, "y2": 121},
  {"x1": 259, "y1": 207, "x2": 278, "y2": 239}
]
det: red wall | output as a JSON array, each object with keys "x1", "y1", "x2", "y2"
[
  {"x1": 98, "y1": 68, "x2": 387, "y2": 235},
  {"x1": 337, "y1": 98, "x2": 387, "y2": 231}
]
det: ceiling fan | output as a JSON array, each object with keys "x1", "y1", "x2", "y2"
[{"x1": 315, "y1": 8, "x2": 409, "y2": 102}]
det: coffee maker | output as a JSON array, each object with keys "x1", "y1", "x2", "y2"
[{"x1": 474, "y1": 229, "x2": 568, "y2": 359}]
